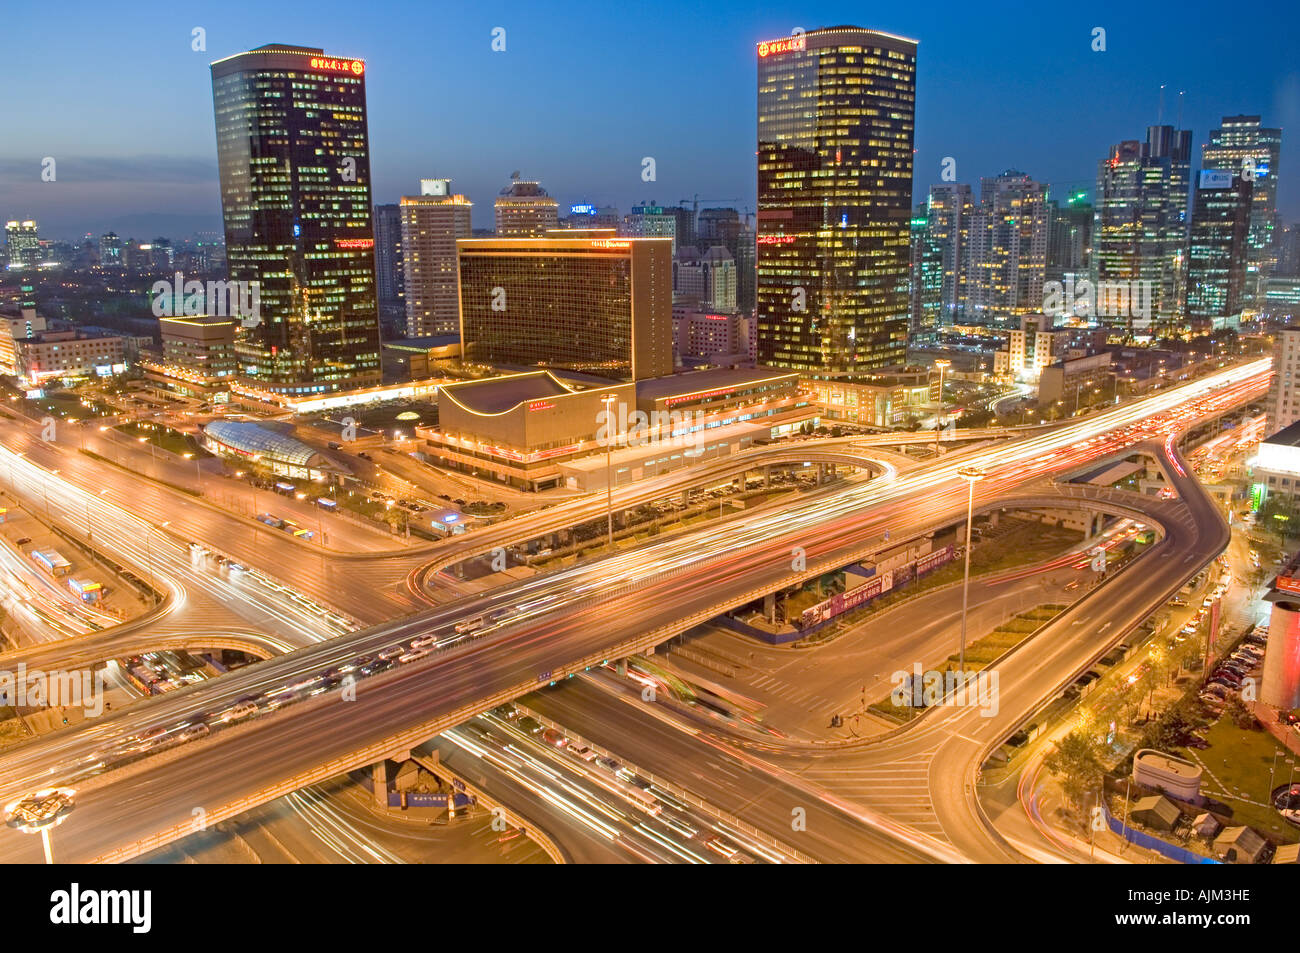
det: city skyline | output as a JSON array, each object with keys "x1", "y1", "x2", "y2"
[{"x1": 2, "y1": 0, "x2": 1298, "y2": 240}]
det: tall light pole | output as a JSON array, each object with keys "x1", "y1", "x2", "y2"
[
  {"x1": 957, "y1": 466, "x2": 987, "y2": 674},
  {"x1": 933, "y1": 360, "x2": 951, "y2": 456},
  {"x1": 601, "y1": 393, "x2": 618, "y2": 548}
]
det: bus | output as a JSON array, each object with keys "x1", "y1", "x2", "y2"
[
  {"x1": 30, "y1": 549, "x2": 71, "y2": 577},
  {"x1": 454, "y1": 616, "x2": 486, "y2": 635}
]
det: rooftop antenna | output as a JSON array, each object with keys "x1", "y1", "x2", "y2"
[{"x1": 1157, "y1": 84, "x2": 1166, "y2": 125}]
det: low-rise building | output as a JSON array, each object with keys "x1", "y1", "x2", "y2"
[
  {"x1": 1037, "y1": 351, "x2": 1113, "y2": 407},
  {"x1": 803, "y1": 369, "x2": 935, "y2": 428},
  {"x1": 419, "y1": 366, "x2": 812, "y2": 491},
  {"x1": 16, "y1": 330, "x2": 127, "y2": 385}
]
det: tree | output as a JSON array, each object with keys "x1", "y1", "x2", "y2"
[{"x1": 1042, "y1": 731, "x2": 1105, "y2": 810}]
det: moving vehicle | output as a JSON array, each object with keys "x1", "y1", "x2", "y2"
[
  {"x1": 454, "y1": 616, "x2": 486, "y2": 635},
  {"x1": 397, "y1": 649, "x2": 428, "y2": 664},
  {"x1": 377, "y1": 645, "x2": 405, "y2": 661}
]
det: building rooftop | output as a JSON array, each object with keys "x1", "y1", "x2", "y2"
[
  {"x1": 439, "y1": 371, "x2": 580, "y2": 416},
  {"x1": 1263, "y1": 418, "x2": 1300, "y2": 448},
  {"x1": 204, "y1": 419, "x2": 328, "y2": 468},
  {"x1": 635, "y1": 366, "x2": 798, "y2": 402},
  {"x1": 382, "y1": 336, "x2": 460, "y2": 352}
]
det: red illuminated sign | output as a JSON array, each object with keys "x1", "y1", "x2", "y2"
[
  {"x1": 527, "y1": 401, "x2": 556, "y2": 412},
  {"x1": 757, "y1": 234, "x2": 795, "y2": 244},
  {"x1": 590, "y1": 239, "x2": 631, "y2": 249},
  {"x1": 757, "y1": 35, "x2": 806, "y2": 57},
  {"x1": 310, "y1": 57, "x2": 365, "y2": 76},
  {"x1": 335, "y1": 238, "x2": 374, "y2": 249}
]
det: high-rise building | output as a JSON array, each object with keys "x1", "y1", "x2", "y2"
[
  {"x1": 1268, "y1": 328, "x2": 1300, "y2": 435},
  {"x1": 457, "y1": 235, "x2": 672, "y2": 381},
  {"x1": 674, "y1": 245, "x2": 737, "y2": 311},
  {"x1": 670, "y1": 206, "x2": 696, "y2": 252},
  {"x1": 1278, "y1": 224, "x2": 1300, "y2": 278},
  {"x1": 1093, "y1": 126, "x2": 1192, "y2": 336},
  {"x1": 373, "y1": 203, "x2": 404, "y2": 312},
  {"x1": 400, "y1": 178, "x2": 473, "y2": 338},
  {"x1": 1046, "y1": 191, "x2": 1093, "y2": 283},
  {"x1": 756, "y1": 26, "x2": 917, "y2": 374},
  {"x1": 926, "y1": 184, "x2": 973, "y2": 326},
  {"x1": 696, "y1": 209, "x2": 755, "y2": 314},
  {"x1": 622, "y1": 203, "x2": 678, "y2": 255},
  {"x1": 98, "y1": 232, "x2": 123, "y2": 270},
  {"x1": 494, "y1": 176, "x2": 558, "y2": 237},
  {"x1": 560, "y1": 204, "x2": 620, "y2": 230},
  {"x1": 909, "y1": 205, "x2": 943, "y2": 342},
  {"x1": 965, "y1": 171, "x2": 1049, "y2": 320},
  {"x1": 1202, "y1": 115, "x2": 1282, "y2": 305},
  {"x1": 4, "y1": 221, "x2": 40, "y2": 269},
  {"x1": 210, "y1": 44, "x2": 382, "y2": 395},
  {"x1": 1186, "y1": 170, "x2": 1252, "y2": 329}
]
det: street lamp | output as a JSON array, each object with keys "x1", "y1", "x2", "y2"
[
  {"x1": 601, "y1": 393, "x2": 618, "y2": 548},
  {"x1": 957, "y1": 466, "x2": 987, "y2": 675},
  {"x1": 183, "y1": 452, "x2": 202, "y2": 494},
  {"x1": 933, "y1": 360, "x2": 951, "y2": 456},
  {"x1": 5, "y1": 788, "x2": 74, "y2": 864}
]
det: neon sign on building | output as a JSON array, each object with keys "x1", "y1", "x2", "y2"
[
  {"x1": 757, "y1": 35, "x2": 807, "y2": 57},
  {"x1": 309, "y1": 57, "x2": 365, "y2": 76}
]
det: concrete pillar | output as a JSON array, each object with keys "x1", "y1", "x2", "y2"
[
  {"x1": 644, "y1": 643, "x2": 655, "y2": 656},
  {"x1": 764, "y1": 591, "x2": 776, "y2": 623},
  {"x1": 764, "y1": 465, "x2": 772, "y2": 488},
  {"x1": 373, "y1": 760, "x2": 389, "y2": 807},
  {"x1": 682, "y1": 489, "x2": 690, "y2": 507},
  {"x1": 987, "y1": 510, "x2": 1000, "y2": 529},
  {"x1": 617, "y1": 659, "x2": 628, "y2": 676}
]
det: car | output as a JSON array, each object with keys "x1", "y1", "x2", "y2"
[
  {"x1": 568, "y1": 744, "x2": 597, "y2": 761},
  {"x1": 377, "y1": 645, "x2": 405, "y2": 661},
  {"x1": 397, "y1": 649, "x2": 428, "y2": 664},
  {"x1": 410, "y1": 634, "x2": 439, "y2": 650},
  {"x1": 14, "y1": 537, "x2": 30, "y2": 546},
  {"x1": 517, "y1": 716, "x2": 544, "y2": 735},
  {"x1": 702, "y1": 836, "x2": 739, "y2": 859},
  {"x1": 339, "y1": 654, "x2": 373, "y2": 674},
  {"x1": 541, "y1": 728, "x2": 568, "y2": 748},
  {"x1": 594, "y1": 756, "x2": 622, "y2": 773},
  {"x1": 492, "y1": 704, "x2": 519, "y2": 721},
  {"x1": 215, "y1": 701, "x2": 258, "y2": 723},
  {"x1": 178, "y1": 723, "x2": 210, "y2": 742}
]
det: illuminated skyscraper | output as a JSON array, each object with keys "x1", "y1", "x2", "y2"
[
  {"x1": 400, "y1": 178, "x2": 473, "y2": 337},
  {"x1": 4, "y1": 221, "x2": 40, "y2": 269},
  {"x1": 210, "y1": 44, "x2": 382, "y2": 395},
  {"x1": 965, "y1": 171, "x2": 1049, "y2": 320},
  {"x1": 494, "y1": 175, "x2": 559, "y2": 238},
  {"x1": 926, "y1": 184, "x2": 973, "y2": 326},
  {"x1": 1202, "y1": 115, "x2": 1283, "y2": 305},
  {"x1": 1186, "y1": 170, "x2": 1252, "y2": 329},
  {"x1": 1093, "y1": 125, "x2": 1191, "y2": 337},
  {"x1": 756, "y1": 26, "x2": 917, "y2": 374}
]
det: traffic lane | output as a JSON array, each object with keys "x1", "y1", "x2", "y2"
[{"x1": 524, "y1": 679, "x2": 933, "y2": 863}]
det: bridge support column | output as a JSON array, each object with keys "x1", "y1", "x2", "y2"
[
  {"x1": 764, "y1": 465, "x2": 772, "y2": 488},
  {"x1": 764, "y1": 591, "x2": 776, "y2": 623},
  {"x1": 373, "y1": 760, "x2": 389, "y2": 807},
  {"x1": 682, "y1": 489, "x2": 691, "y2": 507},
  {"x1": 617, "y1": 659, "x2": 628, "y2": 676}
]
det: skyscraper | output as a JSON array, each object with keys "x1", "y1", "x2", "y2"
[
  {"x1": 373, "y1": 203, "x2": 404, "y2": 315},
  {"x1": 4, "y1": 221, "x2": 40, "y2": 269},
  {"x1": 211, "y1": 44, "x2": 382, "y2": 395},
  {"x1": 400, "y1": 178, "x2": 473, "y2": 338},
  {"x1": 1046, "y1": 191, "x2": 1093, "y2": 284},
  {"x1": 1093, "y1": 125, "x2": 1191, "y2": 336},
  {"x1": 457, "y1": 236, "x2": 672, "y2": 381},
  {"x1": 756, "y1": 26, "x2": 917, "y2": 374},
  {"x1": 909, "y1": 205, "x2": 943, "y2": 342},
  {"x1": 494, "y1": 176, "x2": 559, "y2": 237},
  {"x1": 965, "y1": 171, "x2": 1049, "y2": 320},
  {"x1": 1186, "y1": 170, "x2": 1252, "y2": 329},
  {"x1": 622, "y1": 203, "x2": 678, "y2": 255},
  {"x1": 926, "y1": 184, "x2": 973, "y2": 327},
  {"x1": 1202, "y1": 115, "x2": 1283, "y2": 305}
]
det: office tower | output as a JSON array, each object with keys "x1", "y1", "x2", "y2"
[
  {"x1": 909, "y1": 205, "x2": 943, "y2": 342},
  {"x1": 150, "y1": 238, "x2": 174, "y2": 271},
  {"x1": 561, "y1": 204, "x2": 620, "y2": 230},
  {"x1": 674, "y1": 245, "x2": 737, "y2": 311},
  {"x1": 696, "y1": 208, "x2": 755, "y2": 314},
  {"x1": 5, "y1": 221, "x2": 40, "y2": 268},
  {"x1": 211, "y1": 44, "x2": 382, "y2": 394},
  {"x1": 1278, "y1": 224, "x2": 1300, "y2": 278},
  {"x1": 400, "y1": 178, "x2": 473, "y2": 338},
  {"x1": 494, "y1": 175, "x2": 558, "y2": 237},
  {"x1": 756, "y1": 26, "x2": 917, "y2": 374},
  {"x1": 1093, "y1": 125, "x2": 1192, "y2": 336},
  {"x1": 1203, "y1": 115, "x2": 1282, "y2": 304},
  {"x1": 98, "y1": 232, "x2": 123, "y2": 270},
  {"x1": 1268, "y1": 328, "x2": 1300, "y2": 435},
  {"x1": 457, "y1": 235, "x2": 672, "y2": 380},
  {"x1": 1186, "y1": 170, "x2": 1252, "y2": 329},
  {"x1": 671, "y1": 206, "x2": 696, "y2": 251},
  {"x1": 373, "y1": 203, "x2": 404, "y2": 312},
  {"x1": 965, "y1": 171, "x2": 1048, "y2": 320},
  {"x1": 622, "y1": 203, "x2": 678, "y2": 255},
  {"x1": 925, "y1": 184, "x2": 973, "y2": 327},
  {"x1": 1046, "y1": 191, "x2": 1093, "y2": 283}
]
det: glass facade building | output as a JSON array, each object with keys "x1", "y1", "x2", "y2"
[
  {"x1": 1186, "y1": 170, "x2": 1252, "y2": 327},
  {"x1": 756, "y1": 26, "x2": 917, "y2": 374},
  {"x1": 210, "y1": 44, "x2": 382, "y2": 395},
  {"x1": 457, "y1": 237, "x2": 672, "y2": 381}
]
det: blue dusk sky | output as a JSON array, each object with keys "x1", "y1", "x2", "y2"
[{"x1": 2, "y1": 0, "x2": 1298, "y2": 240}]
